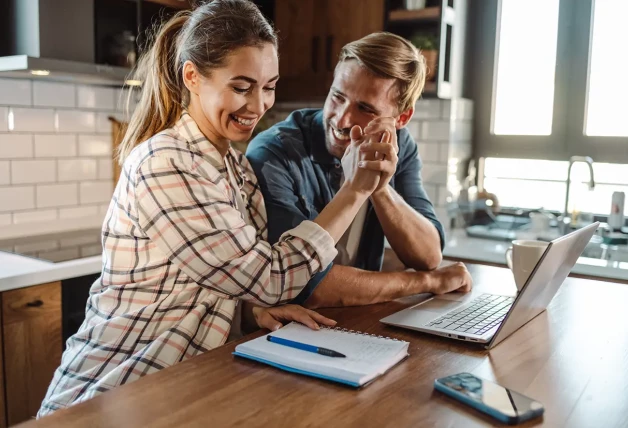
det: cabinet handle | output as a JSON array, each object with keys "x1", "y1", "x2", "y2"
[
  {"x1": 311, "y1": 36, "x2": 320, "y2": 73},
  {"x1": 26, "y1": 299, "x2": 44, "y2": 308},
  {"x1": 326, "y1": 35, "x2": 334, "y2": 71}
]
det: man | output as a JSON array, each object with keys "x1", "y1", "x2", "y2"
[{"x1": 246, "y1": 32, "x2": 472, "y2": 309}]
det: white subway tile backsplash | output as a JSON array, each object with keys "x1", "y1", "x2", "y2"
[
  {"x1": 33, "y1": 81, "x2": 76, "y2": 108},
  {"x1": 78, "y1": 134, "x2": 111, "y2": 157},
  {"x1": 0, "y1": 134, "x2": 33, "y2": 158},
  {"x1": 451, "y1": 121, "x2": 472, "y2": 142},
  {"x1": 451, "y1": 99, "x2": 474, "y2": 121},
  {"x1": 0, "y1": 161, "x2": 8, "y2": 185},
  {"x1": 421, "y1": 121, "x2": 450, "y2": 141},
  {"x1": 417, "y1": 142, "x2": 440, "y2": 163},
  {"x1": 80, "y1": 181, "x2": 113, "y2": 204},
  {"x1": 0, "y1": 78, "x2": 32, "y2": 106},
  {"x1": 421, "y1": 163, "x2": 448, "y2": 185},
  {"x1": 414, "y1": 100, "x2": 442, "y2": 119},
  {"x1": 58, "y1": 159, "x2": 97, "y2": 181},
  {"x1": 98, "y1": 158, "x2": 113, "y2": 180},
  {"x1": 9, "y1": 107, "x2": 55, "y2": 132},
  {"x1": 96, "y1": 112, "x2": 119, "y2": 134},
  {"x1": 407, "y1": 121, "x2": 420, "y2": 140},
  {"x1": 439, "y1": 144, "x2": 449, "y2": 163},
  {"x1": 36, "y1": 183, "x2": 78, "y2": 208},
  {"x1": 0, "y1": 107, "x2": 7, "y2": 131},
  {"x1": 11, "y1": 160, "x2": 56, "y2": 184},
  {"x1": 0, "y1": 186, "x2": 35, "y2": 212},
  {"x1": 77, "y1": 86, "x2": 115, "y2": 110},
  {"x1": 59, "y1": 205, "x2": 98, "y2": 219},
  {"x1": 34, "y1": 134, "x2": 77, "y2": 158},
  {"x1": 57, "y1": 110, "x2": 96, "y2": 133},
  {"x1": 0, "y1": 213, "x2": 10, "y2": 226},
  {"x1": 12, "y1": 209, "x2": 58, "y2": 224},
  {"x1": 0, "y1": 81, "x2": 127, "y2": 236},
  {"x1": 441, "y1": 100, "x2": 452, "y2": 119}
]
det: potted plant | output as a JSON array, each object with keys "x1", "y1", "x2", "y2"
[{"x1": 410, "y1": 34, "x2": 438, "y2": 81}]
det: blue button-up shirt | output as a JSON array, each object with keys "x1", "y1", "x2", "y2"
[{"x1": 246, "y1": 109, "x2": 444, "y2": 304}]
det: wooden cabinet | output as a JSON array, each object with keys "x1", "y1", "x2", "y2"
[
  {"x1": 274, "y1": 0, "x2": 385, "y2": 101},
  {"x1": 2, "y1": 282, "x2": 62, "y2": 426}
]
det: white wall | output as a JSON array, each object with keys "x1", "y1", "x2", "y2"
[{"x1": 0, "y1": 78, "x2": 134, "y2": 238}]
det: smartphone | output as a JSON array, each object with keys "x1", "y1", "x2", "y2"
[{"x1": 434, "y1": 373, "x2": 544, "y2": 425}]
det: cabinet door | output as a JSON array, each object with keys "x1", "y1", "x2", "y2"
[
  {"x1": 274, "y1": 0, "x2": 331, "y2": 100},
  {"x1": 2, "y1": 282, "x2": 62, "y2": 426},
  {"x1": 325, "y1": 0, "x2": 385, "y2": 72}
]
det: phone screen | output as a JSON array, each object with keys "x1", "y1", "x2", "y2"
[{"x1": 436, "y1": 373, "x2": 543, "y2": 418}]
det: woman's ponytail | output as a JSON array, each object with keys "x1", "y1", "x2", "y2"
[{"x1": 117, "y1": 12, "x2": 190, "y2": 164}]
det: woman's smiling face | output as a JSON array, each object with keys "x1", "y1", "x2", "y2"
[{"x1": 185, "y1": 43, "x2": 279, "y2": 145}]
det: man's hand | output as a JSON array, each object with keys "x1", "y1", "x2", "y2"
[
  {"x1": 427, "y1": 262, "x2": 473, "y2": 294},
  {"x1": 359, "y1": 117, "x2": 399, "y2": 193},
  {"x1": 252, "y1": 304, "x2": 337, "y2": 331},
  {"x1": 341, "y1": 125, "x2": 380, "y2": 195}
]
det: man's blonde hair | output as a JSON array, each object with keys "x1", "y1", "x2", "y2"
[{"x1": 337, "y1": 32, "x2": 426, "y2": 113}]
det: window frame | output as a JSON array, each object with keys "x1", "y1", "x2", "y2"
[{"x1": 469, "y1": 0, "x2": 628, "y2": 164}]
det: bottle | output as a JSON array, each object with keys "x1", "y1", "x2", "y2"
[{"x1": 608, "y1": 191, "x2": 625, "y2": 231}]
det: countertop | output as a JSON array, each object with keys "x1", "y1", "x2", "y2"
[
  {"x1": 443, "y1": 228, "x2": 628, "y2": 282},
  {"x1": 2, "y1": 227, "x2": 628, "y2": 293}
]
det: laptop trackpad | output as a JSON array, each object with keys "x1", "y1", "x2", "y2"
[{"x1": 414, "y1": 298, "x2": 460, "y2": 314}]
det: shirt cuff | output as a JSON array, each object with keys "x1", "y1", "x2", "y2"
[
  {"x1": 290, "y1": 262, "x2": 333, "y2": 305},
  {"x1": 281, "y1": 220, "x2": 338, "y2": 270}
]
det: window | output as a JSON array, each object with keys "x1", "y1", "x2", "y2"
[
  {"x1": 483, "y1": 157, "x2": 628, "y2": 216},
  {"x1": 585, "y1": 0, "x2": 628, "y2": 137},
  {"x1": 493, "y1": 0, "x2": 560, "y2": 136}
]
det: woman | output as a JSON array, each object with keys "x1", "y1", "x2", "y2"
[{"x1": 38, "y1": 0, "x2": 380, "y2": 417}]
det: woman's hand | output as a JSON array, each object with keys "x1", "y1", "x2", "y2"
[
  {"x1": 341, "y1": 125, "x2": 380, "y2": 195},
  {"x1": 252, "y1": 304, "x2": 337, "y2": 331}
]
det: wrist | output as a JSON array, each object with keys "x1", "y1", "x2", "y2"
[
  {"x1": 370, "y1": 184, "x2": 393, "y2": 204},
  {"x1": 339, "y1": 182, "x2": 371, "y2": 204},
  {"x1": 406, "y1": 270, "x2": 436, "y2": 294}
]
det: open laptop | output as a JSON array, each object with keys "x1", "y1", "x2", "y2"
[{"x1": 380, "y1": 222, "x2": 600, "y2": 349}]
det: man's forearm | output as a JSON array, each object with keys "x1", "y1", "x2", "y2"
[
  {"x1": 371, "y1": 186, "x2": 442, "y2": 270},
  {"x1": 303, "y1": 264, "x2": 434, "y2": 309}
]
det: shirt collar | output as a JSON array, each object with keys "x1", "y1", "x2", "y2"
[
  {"x1": 175, "y1": 111, "x2": 225, "y2": 169},
  {"x1": 309, "y1": 110, "x2": 340, "y2": 166}
]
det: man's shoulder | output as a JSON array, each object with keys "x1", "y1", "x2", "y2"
[{"x1": 247, "y1": 108, "x2": 321, "y2": 159}]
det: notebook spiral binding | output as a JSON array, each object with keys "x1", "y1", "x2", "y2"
[{"x1": 320, "y1": 326, "x2": 400, "y2": 341}]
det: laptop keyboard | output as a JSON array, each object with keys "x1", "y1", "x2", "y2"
[{"x1": 426, "y1": 294, "x2": 514, "y2": 336}]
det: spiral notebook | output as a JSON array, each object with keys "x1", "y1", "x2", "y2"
[{"x1": 233, "y1": 322, "x2": 409, "y2": 387}]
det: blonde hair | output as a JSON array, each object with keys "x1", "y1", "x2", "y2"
[
  {"x1": 117, "y1": 0, "x2": 277, "y2": 164},
  {"x1": 337, "y1": 32, "x2": 426, "y2": 113}
]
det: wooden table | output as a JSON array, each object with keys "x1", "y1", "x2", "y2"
[{"x1": 18, "y1": 264, "x2": 628, "y2": 428}]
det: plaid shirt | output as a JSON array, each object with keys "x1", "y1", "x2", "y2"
[{"x1": 38, "y1": 113, "x2": 337, "y2": 417}]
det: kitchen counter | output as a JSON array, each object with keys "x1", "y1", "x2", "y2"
[
  {"x1": 443, "y1": 228, "x2": 628, "y2": 282},
  {"x1": 0, "y1": 252, "x2": 101, "y2": 292},
  {"x1": 3, "y1": 227, "x2": 628, "y2": 293}
]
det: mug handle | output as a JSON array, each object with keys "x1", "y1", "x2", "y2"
[{"x1": 505, "y1": 247, "x2": 513, "y2": 270}]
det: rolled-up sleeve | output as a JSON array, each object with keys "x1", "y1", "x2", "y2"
[
  {"x1": 395, "y1": 131, "x2": 446, "y2": 250},
  {"x1": 247, "y1": 141, "x2": 332, "y2": 304},
  {"x1": 135, "y1": 155, "x2": 337, "y2": 306}
]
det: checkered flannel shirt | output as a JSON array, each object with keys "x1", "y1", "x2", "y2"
[{"x1": 38, "y1": 112, "x2": 337, "y2": 417}]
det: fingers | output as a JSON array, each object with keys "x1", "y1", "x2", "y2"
[
  {"x1": 350, "y1": 125, "x2": 363, "y2": 144},
  {"x1": 304, "y1": 308, "x2": 337, "y2": 327},
  {"x1": 358, "y1": 160, "x2": 393, "y2": 172},
  {"x1": 255, "y1": 309, "x2": 282, "y2": 332},
  {"x1": 360, "y1": 141, "x2": 396, "y2": 158}
]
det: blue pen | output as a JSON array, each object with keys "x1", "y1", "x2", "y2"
[{"x1": 267, "y1": 335, "x2": 346, "y2": 358}]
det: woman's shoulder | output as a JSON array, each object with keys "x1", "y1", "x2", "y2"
[{"x1": 124, "y1": 127, "x2": 196, "y2": 173}]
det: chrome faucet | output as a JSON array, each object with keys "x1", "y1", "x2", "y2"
[{"x1": 561, "y1": 156, "x2": 595, "y2": 233}]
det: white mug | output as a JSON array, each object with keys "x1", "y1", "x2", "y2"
[{"x1": 505, "y1": 240, "x2": 549, "y2": 291}]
